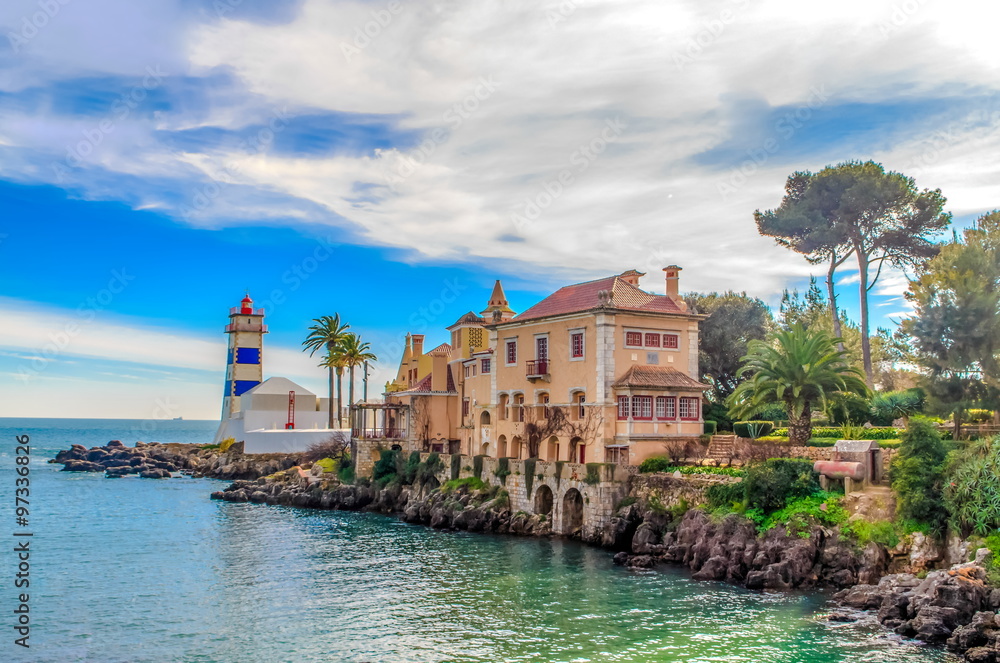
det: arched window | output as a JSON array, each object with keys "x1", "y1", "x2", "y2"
[
  {"x1": 498, "y1": 394, "x2": 509, "y2": 420},
  {"x1": 514, "y1": 394, "x2": 525, "y2": 422}
]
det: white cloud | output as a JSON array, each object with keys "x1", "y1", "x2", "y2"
[{"x1": 2, "y1": 0, "x2": 999, "y2": 303}]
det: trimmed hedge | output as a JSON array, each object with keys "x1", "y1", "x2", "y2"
[
  {"x1": 638, "y1": 456, "x2": 744, "y2": 477},
  {"x1": 704, "y1": 420, "x2": 718, "y2": 435},
  {"x1": 734, "y1": 421, "x2": 774, "y2": 438},
  {"x1": 772, "y1": 426, "x2": 901, "y2": 440}
]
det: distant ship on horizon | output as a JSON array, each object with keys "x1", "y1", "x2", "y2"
[{"x1": 172, "y1": 417, "x2": 183, "y2": 421}]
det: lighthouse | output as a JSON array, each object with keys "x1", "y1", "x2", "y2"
[{"x1": 221, "y1": 294, "x2": 267, "y2": 419}]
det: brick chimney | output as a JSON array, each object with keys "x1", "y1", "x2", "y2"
[
  {"x1": 663, "y1": 266, "x2": 686, "y2": 310},
  {"x1": 411, "y1": 334, "x2": 425, "y2": 357}
]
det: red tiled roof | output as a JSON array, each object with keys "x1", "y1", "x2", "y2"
[
  {"x1": 514, "y1": 275, "x2": 685, "y2": 321},
  {"x1": 426, "y1": 342, "x2": 453, "y2": 357},
  {"x1": 398, "y1": 373, "x2": 433, "y2": 393},
  {"x1": 611, "y1": 365, "x2": 710, "y2": 391},
  {"x1": 446, "y1": 365, "x2": 456, "y2": 392}
]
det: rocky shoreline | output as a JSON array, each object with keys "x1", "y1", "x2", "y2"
[{"x1": 51, "y1": 441, "x2": 997, "y2": 661}]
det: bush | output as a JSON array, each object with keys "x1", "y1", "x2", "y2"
[
  {"x1": 703, "y1": 401, "x2": 734, "y2": 431},
  {"x1": 303, "y1": 433, "x2": 350, "y2": 463},
  {"x1": 638, "y1": 456, "x2": 674, "y2": 473},
  {"x1": 704, "y1": 420, "x2": 718, "y2": 435},
  {"x1": 313, "y1": 457, "x2": 337, "y2": 473},
  {"x1": 890, "y1": 418, "x2": 949, "y2": 534},
  {"x1": 373, "y1": 449, "x2": 400, "y2": 482},
  {"x1": 337, "y1": 464, "x2": 355, "y2": 484},
  {"x1": 219, "y1": 437, "x2": 236, "y2": 453},
  {"x1": 870, "y1": 389, "x2": 925, "y2": 426},
  {"x1": 742, "y1": 458, "x2": 820, "y2": 515},
  {"x1": 705, "y1": 482, "x2": 744, "y2": 510},
  {"x1": 441, "y1": 477, "x2": 488, "y2": 493},
  {"x1": 843, "y1": 520, "x2": 901, "y2": 548},
  {"x1": 827, "y1": 392, "x2": 873, "y2": 426},
  {"x1": 734, "y1": 421, "x2": 775, "y2": 438},
  {"x1": 945, "y1": 435, "x2": 1000, "y2": 536},
  {"x1": 772, "y1": 426, "x2": 901, "y2": 440},
  {"x1": 753, "y1": 492, "x2": 848, "y2": 535},
  {"x1": 966, "y1": 409, "x2": 995, "y2": 423},
  {"x1": 749, "y1": 402, "x2": 787, "y2": 422}
]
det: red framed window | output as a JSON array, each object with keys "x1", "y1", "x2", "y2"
[
  {"x1": 663, "y1": 334, "x2": 679, "y2": 349},
  {"x1": 481, "y1": 358, "x2": 491, "y2": 373},
  {"x1": 644, "y1": 333, "x2": 660, "y2": 347},
  {"x1": 655, "y1": 396, "x2": 676, "y2": 420},
  {"x1": 571, "y1": 332, "x2": 584, "y2": 358},
  {"x1": 625, "y1": 331, "x2": 642, "y2": 347},
  {"x1": 506, "y1": 340, "x2": 517, "y2": 364},
  {"x1": 679, "y1": 397, "x2": 700, "y2": 420},
  {"x1": 462, "y1": 398, "x2": 470, "y2": 417},
  {"x1": 617, "y1": 396, "x2": 630, "y2": 420},
  {"x1": 632, "y1": 395, "x2": 653, "y2": 420}
]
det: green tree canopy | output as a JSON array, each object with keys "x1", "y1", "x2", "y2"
[
  {"x1": 303, "y1": 314, "x2": 351, "y2": 428},
  {"x1": 684, "y1": 291, "x2": 773, "y2": 402},
  {"x1": 727, "y1": 323, "x2": 869, "y2": 444},
  {"x1": 903, "y1": 211, "x2": 1000, "y2": 437},
  {"x1": 756, "y1": 160, "x2": 951, "y2": 387}
]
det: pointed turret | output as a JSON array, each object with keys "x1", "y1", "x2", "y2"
[{"x1": 481, "y1": 279, "x2": 516, "y2": 322}]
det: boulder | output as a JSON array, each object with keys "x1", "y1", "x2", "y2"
[
  {"x1": 948, "y1": 612, "x2": 996, "y2": 652},
  {"x1": 60, "y1": 460, "x2": 104, "y2": 472},
  {"x1": 139, "y1": 468, "x2": 171, "y2": 479},
  {"x1": 107, "y1": 440, "x2": 125, "y2": 448},
  {"x1": 908, "y1": 605, "x2": 960, "y2": 642}
]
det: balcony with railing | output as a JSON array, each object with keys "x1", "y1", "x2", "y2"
[
  {"x1": 229, "y1": 307, "x2": 266, "y2": 316},
  {"x1": 526, "y1": 359, "x2": 549, "y2": 379},
  {"x1": 352, "y1": 427, "x2": 406, "y2": 440}
]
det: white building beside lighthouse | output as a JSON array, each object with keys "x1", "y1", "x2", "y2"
[{"x1": 213, "y1": 294, "x2": 341, "y2": 453}]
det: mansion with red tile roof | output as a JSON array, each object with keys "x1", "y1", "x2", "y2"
[{"x1": 351, "y1": 267, "x2": 709, "y2": 476}]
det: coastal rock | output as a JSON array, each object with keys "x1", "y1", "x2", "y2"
[
  {"x1": 947, "y1": 612, "x2": 996, "y2": 652},
  {"x1": 139, "y1": 468, "x2": 171, "y2": 479},
  {"x1": 61, "y1": 460, "x2": 104, "y2": 472},
  {"x1": 107, "y1": 440, "x2": 125, "y2": 448}
]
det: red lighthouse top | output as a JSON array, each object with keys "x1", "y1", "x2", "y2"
[{"x1": 240, "y1": 294, "x2": 253, "y2": 314}]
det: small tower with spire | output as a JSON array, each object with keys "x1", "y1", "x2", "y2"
[
  {"x1": 480, "y1": 280, "x2": 516, "y2": 323},
  {"x1": 221, "y1": 294, "x2": 267, "y2": 420}
]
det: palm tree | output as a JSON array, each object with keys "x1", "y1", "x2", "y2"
[
  {"x1": 303, "y1": 315, "x2": 350, "y2": 428},
  {"x1": 320, "y1": 350, "x2": 348, "y2": 429},
  {"x1": 727, "y1": 323, "x2": 868, "y2": 444},
  {"x1": 338, "y1": 332, "x2": 378, "y2": 412}
]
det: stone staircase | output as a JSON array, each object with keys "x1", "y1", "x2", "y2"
[{"x1": 704, "y1": 435, "x2": 737, "y2": 464}]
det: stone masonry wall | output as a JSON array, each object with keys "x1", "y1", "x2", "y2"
[{"x1": 629, "y1": 473, "x2": 740, "y2": 509}]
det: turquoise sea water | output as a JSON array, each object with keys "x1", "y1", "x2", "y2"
[{"x1": 0, "y1": 418, "x2": 959, "y2": 663}]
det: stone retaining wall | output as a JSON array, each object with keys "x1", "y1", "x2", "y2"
[
  {"x1": 419, "y1": 453, "x2": 630, "y2": 539},
  {"x1": 630, "y1": 473, "x2": 740, "y2": 509}
]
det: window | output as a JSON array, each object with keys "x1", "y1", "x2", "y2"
[
  {"x1": 617, "y1": 396, "x2": 630, "y2": 420},
  {"x1": 655, "y1": 396, "x2": 676, "y2": 420},
  {"x1": 538, "y1": 393, "x2": 550, "y2": 418},
  {"x1": 680, "y1": 397, "x2": 700, "y2": 420},
  {"x1": 536, "y1": 336, "x2": 548, "y2": 360},
  {"x1": 576, "y1": 393, "x2": 586, "y2": 420},
  {"x1": 571, "y1": 331, "x2": 584, "y2": 358},
  {"x1": 506, "y1": 339, "x2": 517, "y2": 365},
  {"x1": 498, "y1": 394, "x2": 509, "y2": 420},
  {"x1": 462, "y1": 398, "x2": 470, "y2": 417},
  {"x1": 481, "y1": 358, "x2": 491, "y2": 373},
  {"x1": 625, "y1": 331, "x2": 642, "y2": 347},
  {"x1": 663, "y1": 334, "x2": 679, "y2": 349},
  {"x1": 632, "y1": 395, "x2": 653, "y2": 420},
  {"x1": 644, "y1": 333, "x2": 660, "y2": 348},
  {"x1": 515, "y1": 394, "x2": 525, "y2": 422},
  {"x1": 464, "y1": 364, "x2": 476, "y2": 378}
]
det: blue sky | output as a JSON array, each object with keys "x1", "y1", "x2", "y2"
[{"x1": 1, "y1": 0, "x2": 999, "y2": 419}]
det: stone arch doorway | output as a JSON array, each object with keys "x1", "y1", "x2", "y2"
[
  {"x1": 534, "y1": 484, "x2": 554, "y2": 515},
  {"x1": 569, "y1": 437, "x2": 585, "y2": 464},
  {"x1": 511, "y1": 436, "x2": 523, "y2": 459},
  {"x1": 480, "y1": 410, "x2": 491, "y2": 426},
  {"x1": 562, "y1": 488, "x2": 583, "y2": 535},
  {"x1": 481, "y1": 442, "x2": 490, "y2": 456},
  {"x1": 497, "y1": 435, "x2": 507, "y2": 458}
]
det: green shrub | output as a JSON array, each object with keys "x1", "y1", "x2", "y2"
[
  {"x1": 638, "y1": 456, "x2": 674, "y2": 473},
  {"x1": 473, "y1": 454, "x2": 486, "y2": 480},
  {"x1": 966, "y1": 409, "x2": 995, "y2": 424},
  {"x1": 647, "y1": 492, "x2": 667, "y2": 515},
  {"x1": 754, "y1": 492, "x2": 848, "y2": 534},
  {"x1": 773, "y1": 426, "x2": 901, "y2": 439},
  {"x1": 704, "y1": 420, "x2": 718, "y2": 435},
  {"x1": 705, "y1": 482, "x2": 744, "y2": 511},
  {"x1": 442, "y1": 476, "x2": 488, "y2": 493},
  {"x1": 945, "y1": 435, "x2": 1000, "y2": 536},
  {"x1": 843, "y1": 520, "x2": 901, "y2": 548},
  {"x1": 742, "y1": 458, "x2": 820, "y2": 515},
  {"x1": 704, "y1": 401, "x2": 735, "y2": 432},
  {"x1": 524, "y1": 458, "x2": 536, "y2": 496},
  {"x1": 805, "y1": 438, "x2": 837, "y2": 447},
  {"x1": 734, "y1": 421, "x2": 774, "y2": 438},
  {"x1": 337, "y1": 465, "x2": 355, "y2": 484},
  {"x1": 451, "y1": 453, "x2": 462, "y2": 480},
  {"x1": 983, "y1": 532, "x2": 1000, "y2": 586},
  {"x1": 870, "y1": 389, "x2": 925, "y2": 426},
  {"x1": 749, "y1": 402, "x2": 787, "y2": 422},
  {"x1": 877, "y1": 439, "x2": 903, "y2": 448},
  {"x1": 891, "y1": 418, "x2": 949, "y2": 534},
  {"x1": 314, "y1": 457, "x2": 337, "y2": 473},
  {"x1": 373, "y1": 449, "x2": 400, "y2": 482},
  {"x1": 219, "y1": 437, "x2": 236, "y2": 453}
]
